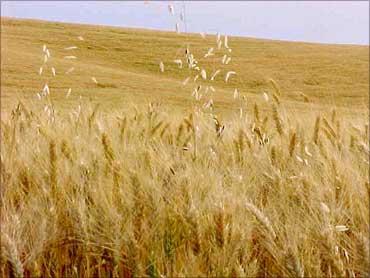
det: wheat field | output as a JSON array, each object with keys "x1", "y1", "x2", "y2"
[{"x1": 1, "y1": 16, "x2": 369, "y2": 277}]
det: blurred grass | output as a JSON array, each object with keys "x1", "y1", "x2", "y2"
[
  {"x1": 1, "y1": 17, "x2": 369, "y2": 117},
  {"x1": 1, "y1": 16, "x2": 369, "y2": 277}
]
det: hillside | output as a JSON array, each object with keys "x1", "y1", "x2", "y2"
[
  {"x1": 1, "y1": 17, "x2": 369, "y2": 277},
  {"x1": 1, "y1": 17, "x2": 369, "y2": 116}
]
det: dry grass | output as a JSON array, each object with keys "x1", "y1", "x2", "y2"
[
  {"x1": 1, "y1": 98, "x2": 369, "y2": 277},
  {"x1": 0, "y1": 16, "x2": 369, "y2": 277},
  {"x1": 1, "y1": 17, "x2": 368, "y2": 117}
]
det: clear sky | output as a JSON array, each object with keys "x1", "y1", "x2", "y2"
[{"x1": 1, "y1": 1, "x2": 369, "y2": 45}]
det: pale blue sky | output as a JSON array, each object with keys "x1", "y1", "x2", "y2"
[{"x1": 1, "y1": 1, "x2": 369, "y2": 45}]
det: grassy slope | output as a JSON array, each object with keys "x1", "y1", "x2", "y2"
[
  {"x1": 1, "y1": 17, "x2": 369, "y2": 117},
  {"x1": 1, "y1": 17, "x2": 369, "y2": 277}
]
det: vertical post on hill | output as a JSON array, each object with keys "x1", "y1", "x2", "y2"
[{"x1": 182, "y1": 0, "x2": 187, "y2": 33}]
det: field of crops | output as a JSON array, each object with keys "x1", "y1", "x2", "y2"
[{"x1": 1, "y1": 17, "x2": 369, "y2": 277}]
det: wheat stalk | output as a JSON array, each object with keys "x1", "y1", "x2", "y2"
[
  {"x1": 1, "y1": 233, "x2": 23, "y2": 278},
  {"x1": 225, "y1": 71, "x2": 236, "y2": 82},
  {"x1": 245, "y1": 201, "x2": 277, "y2": 239}
]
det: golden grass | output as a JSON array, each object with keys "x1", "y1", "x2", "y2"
[
  {"x1": 1, "y1": 99, "x2": 368, "y2": 276},
  {"x1": 1, "y1": 16, "x2": 369, "y2": 277},
  {"x1": 1, "y1": 17, "x2": 369, "y2": 117}
]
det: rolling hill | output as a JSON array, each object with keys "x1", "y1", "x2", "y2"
[
  {"x1": 1, "y1": 17, "x2": 369, "y2": 277},
  {"x1": 1, "y1": 17, "x2": 369, "y2": 117}
]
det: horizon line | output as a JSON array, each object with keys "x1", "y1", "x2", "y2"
[{"x1": 1, "y1": 15, "x2": 369, "y2": 47}]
